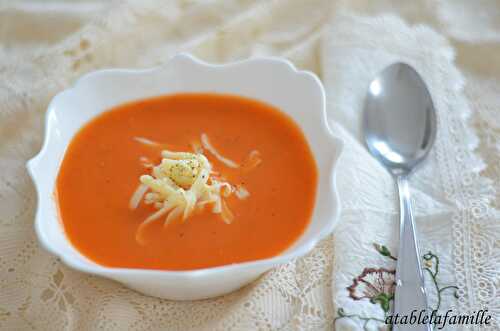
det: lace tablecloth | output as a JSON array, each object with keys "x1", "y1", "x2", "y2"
[{"x1": 1, "y1": 1, "x2": 499, "y2": 330}]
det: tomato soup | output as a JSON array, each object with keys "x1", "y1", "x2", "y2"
[{"x1": 56, "y1": 93, "x2": 317, "y2": 270}]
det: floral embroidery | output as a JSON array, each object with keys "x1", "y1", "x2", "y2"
[
  {"x1": 347, "y1": 267, "x2": 395, "y2": 312},
  {"x1": 373, "y1": 243, "x2": 397, "y2": 261},
  {"x1": 40, "y1": 269, "x2": 75, "y2": 312},
  {"x1": 422, "y1": 252, "x2": 459, "y2": 310},
  {"x1": 334, "y1": 244, "x2": 458, "y2": 331}
]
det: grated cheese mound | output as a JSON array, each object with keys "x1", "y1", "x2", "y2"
[
  {"x1": 130, "y1": 149, "x2": 235, "y2": 244},
  {"x1": 130, "y1": 133, "x2": 262, "y2": 245}
]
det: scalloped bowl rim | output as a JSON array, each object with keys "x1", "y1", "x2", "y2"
[{"x1": 27, "y1": 53, "x2": 343, "y2": 281}]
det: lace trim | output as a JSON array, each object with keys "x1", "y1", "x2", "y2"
[{"x1": 437, "y1": 47, "x2": 499, "y2": 330}]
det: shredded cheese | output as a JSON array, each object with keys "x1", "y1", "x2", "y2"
[
  {"x1": 130, "y1": 149, "x2": 234, "y2": 244},
  {"x1": 191, "y1": 140, "x2": 203, "y2": 154},
  {"x1": 129, "y1": 184, "x2": 149, "y2": 209},
  {"x1": 133, "y1": 136, "x2": 161, "y2": 146},
  {"x1": 139, "y1": 156, "x2": 154, "y2": 169},
  {"x1": 220, "y1": 199, "x2": 234, "y2": 224},
  {"x1": 200, "y1": 133, "x2": 239, "y2": 168},
  {"x1": 130, "y1": 133, "x2": 262, "y2": 245},
  {"x1": 235, "y1": 185, "x2": 250, "y2": 200},
  {"x1": 242, "y1": 150, "x2": 262, "y2": 172}
]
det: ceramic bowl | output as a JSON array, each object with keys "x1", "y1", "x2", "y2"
[{"x1": 27, "y1": 54, "x2": 343, "y2": 300}]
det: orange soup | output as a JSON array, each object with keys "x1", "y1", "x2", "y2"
[{"x1": 56, "y1": 93, "x2": 317, "y2": 270}]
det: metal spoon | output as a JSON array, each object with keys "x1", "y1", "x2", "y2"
[{"x1": 363, "y1": 63, "x2": 436, "y2": 331}]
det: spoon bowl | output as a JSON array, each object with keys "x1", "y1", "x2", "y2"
[{"x1": 364, "y1": 63, "x2": 436, "y2": 176}]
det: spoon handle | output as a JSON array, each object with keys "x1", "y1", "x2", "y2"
[{"x1": 393, "y1": 176, "x2": 432, "y2": 331}]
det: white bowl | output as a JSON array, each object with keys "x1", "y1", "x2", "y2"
[{"x1": 27, "y1": 54, "x2": 343, "y2": 300}]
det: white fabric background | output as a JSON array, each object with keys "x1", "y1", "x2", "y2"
[{"x1": 0, "y1": 1, "x2": 499, "y2": 330}]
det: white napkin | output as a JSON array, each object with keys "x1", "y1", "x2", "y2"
[{"x1": 321, "y1": 13, "x2": 498, "y2": 330}]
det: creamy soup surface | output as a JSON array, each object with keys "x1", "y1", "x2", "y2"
[{"x1": 56, "y1": 93, "x2": 318, "y2": 270}]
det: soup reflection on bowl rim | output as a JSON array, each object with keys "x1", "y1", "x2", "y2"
[{"x1": 27, "y1": 53, "x2": 344, "y2": 300}]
